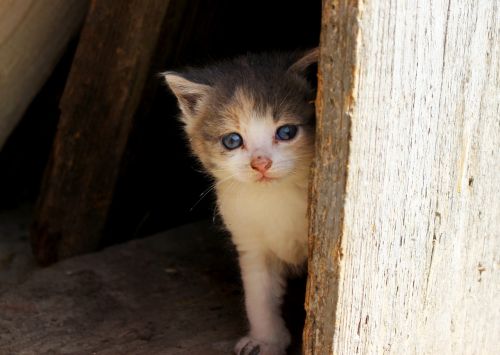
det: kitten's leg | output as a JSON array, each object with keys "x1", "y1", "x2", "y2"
[{"x1": 235, "y1": 251, "x2": 290, "y2": 355}]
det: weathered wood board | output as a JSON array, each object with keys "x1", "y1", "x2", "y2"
[
  {"x1": 0, "y1": 0, "x2": 89, "y2": 149},
  {"x1": 305, "y1": 0, "x2": 499, "y2": 354},
  {"x1": 31, "y1": 0, "x2": 174, "y2": 265}
]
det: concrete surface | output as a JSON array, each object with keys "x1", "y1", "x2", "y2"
[{"x1": 0, "y1": 208, "x2": 304, "y2": 355}]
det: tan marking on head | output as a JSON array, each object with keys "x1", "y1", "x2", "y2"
[{"x1": 220, "y1": 87, "x2": 263, "y2": 130}]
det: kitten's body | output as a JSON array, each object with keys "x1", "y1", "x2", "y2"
[
  {"x1": 164, "y1": 50, "x2": 317, "y2": 355},
  {"x1": 218, "y1": 168, "x2": 309, "y2": 266}
]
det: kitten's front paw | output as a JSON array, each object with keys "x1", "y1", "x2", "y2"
[{"x1": 234, "y1": 336, "x2": 287, "y2": 355}]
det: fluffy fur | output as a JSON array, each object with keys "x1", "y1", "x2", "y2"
[{"x1": 164, "y1": 49, "x2": 317, "y2": 355}]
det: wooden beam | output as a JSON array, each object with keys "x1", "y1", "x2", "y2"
[
  {"x1": 303, "y1": 1, "x2": 358, "y2": 353},
  {"x1": 31, "y1": 0, "x2": 173, "y2": 265},
  {"x1": 305, "y1": 0, "x2": 499, "y2": 353},
  {"x1": 0, "y1": 0, "x2": 89, "y2": 149}
]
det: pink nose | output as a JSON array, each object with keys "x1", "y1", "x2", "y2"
[{"x1": 250, "y1": 156, "x2": 272, "y2": 173}]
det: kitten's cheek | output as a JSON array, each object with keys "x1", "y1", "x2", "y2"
[
  {"x1": 235, "y1": 169, "x2": 257, "y2": 183},
  {"x1": 240, "y1": 171, "x2": 256, "y2": 183},
  {"x1": 212, "y1": 171, "x2": 223, "y2": 180},
  {"x1": 210, "y1": 167, "x2": 230, "y2": 180}
]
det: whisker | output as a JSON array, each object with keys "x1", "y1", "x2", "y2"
[
  {"x1": 189, "y1": 184, "x2": 217, "y2": 212},
  {"x1": 189, "y1": 172, "x2": 242, "y2": 212}
]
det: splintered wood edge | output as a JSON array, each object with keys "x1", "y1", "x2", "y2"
[{"x1": 303, "y1": 1, "x2": 360, "y2": 354}]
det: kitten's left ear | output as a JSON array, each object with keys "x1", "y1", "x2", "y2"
[
  {"x1": 288, "y1": 47, "x2": 319, "y2": 74},
  {"x1": 163, "y1": 72, "x2": 211, "y2": 121}
]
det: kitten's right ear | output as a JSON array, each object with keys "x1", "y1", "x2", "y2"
[
  {"x1": 288, "y1": 47, "x2": 319, "y2": 74},
  {"x1": 163, "y1": 72, "x2": 211, "y2": 121}
]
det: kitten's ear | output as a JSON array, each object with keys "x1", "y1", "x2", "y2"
[
  {"x1": 163, "y1": 72, "x2": 211, "y2": 121},
  {"x1": 288, "y1": 47, "x2": 319, "y2": 74}
]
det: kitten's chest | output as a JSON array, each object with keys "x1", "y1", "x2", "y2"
[{"x1": 217, "y1": 181, "x2": 309, "y2": 264}]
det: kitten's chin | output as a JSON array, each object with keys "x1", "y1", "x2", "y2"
[
  {"x1": 214, "y1": 171, "x2": 294, "y2": 185},
  {"x1": 218, "y1": 174, "x2": 281, "y2": 185},
  {"x1": 256, "y1": 175, "x2": 278, "y2": 183},
  {"x1": 253, "y1": 171, "x2": 296, "y2": 184}
]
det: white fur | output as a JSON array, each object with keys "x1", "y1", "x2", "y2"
[
  {"x1": 218, "y1": 179, "x2": 308, "y2": 354},
  {"x1": 215, "y1": 118, "x2": 311, "y2": 355},
  {"x1": 218, "y1": 179, "x2": 309, "y2": 265}
]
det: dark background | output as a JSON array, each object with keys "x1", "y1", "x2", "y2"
[{"x1": 0, "y1": 0, "x2": 321, "y2": 246}]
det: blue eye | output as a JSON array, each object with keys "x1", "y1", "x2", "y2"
[
  {"x1": 276, "y1": 125, "x2": 298, "y2": 141},
  {"x1": 221, "y1": 132, "x2": 243, "y2": 150}
]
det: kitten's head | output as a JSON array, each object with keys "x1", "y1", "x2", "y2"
[{"x1": 163, "y1": 49, "x2": 317, "y2": 185}]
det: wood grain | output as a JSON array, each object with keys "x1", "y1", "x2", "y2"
[
  {"x1": 305, "y1": 0, "x2": 499, "y2": 353},
  {"x1": 0, "y1": 0, "x2": 89, "y2": 149},
  {"x1": 31, "y1": 0, "x2": 173, "y2": 265},
  {"x1": 303, "y1": 1, "x2": 359, "y2": 354}
]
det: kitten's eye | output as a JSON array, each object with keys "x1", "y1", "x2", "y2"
[
  {"x1": 221, "y1": 132, "x2": 243, "y2": 150},
  {"x1": 276, "y1": 125, "x2": 298, "y2": 141}
]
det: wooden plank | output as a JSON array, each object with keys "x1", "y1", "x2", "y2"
[
  {"x1": 102, "y1": 0, "x2": 220, "y2": 241},
  {"x1": 305, "y1": 0, "x2": 499, "y2": 354},
  {"x1": 31, "y1": 0, "x2": 173, "y2": 265},
  {"x1": 0, "y1": 0, "x2": 89, "y2": 149},
  {"x1": 303, "y1": 1, "x2": 359, "y2": 354}
]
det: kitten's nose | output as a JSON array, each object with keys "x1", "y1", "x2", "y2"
[{"x1": 250, "y1": 156, "x2": 272, "y2": 173}]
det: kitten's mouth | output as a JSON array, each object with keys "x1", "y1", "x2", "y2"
[{"x1": 256, "y1": 175, "x2": 277, "y2": 183}]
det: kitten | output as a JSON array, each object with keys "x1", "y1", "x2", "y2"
[{"x1": 163, "y1": 49, "x2": 317, "y2": 355}]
